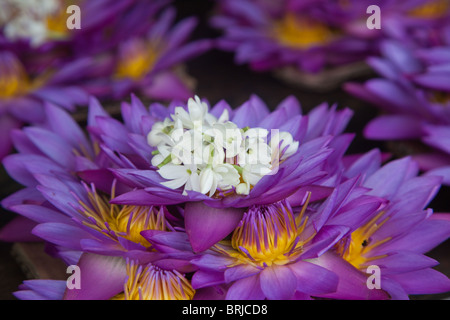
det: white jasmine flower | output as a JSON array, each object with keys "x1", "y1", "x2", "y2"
[
  {"x1": 242, "y1": 164, "x2": 272, "y2": 187},
  {"x1": 151, "y1": 144, "x2": 171, "y2": 167},
  {"x1": 215, "y1": 163, "x2": 240, "y2": 191},
  {"x1": 270, "y1": 131, "x2": 299, "y2": 160},
  {"x1": 1, "y1": 0, "x2": 61, "y2": 46},
  {"x1": 147, "y1": 96, "x2": 299, "y2": 197},
  {"x1": 4, "y1": 17, "x2": 47, "y2": 46},
  {"x1": 236, "y1": 182, "x2": 251, "y2": 195},
  {"x1": 211, "y1": 122, "x2": 243, "y2": 158},
  {"x1": 238, "y1": 138, "x2": 272, "y2": 167},
  {"x1": 172, "y1": 95, "x2": 209, "y2": 130},
  {"x1": 199, "y1": 167, "x2": 220, "y2": 196},
  {"x1": 158, "y1": 163, "x2": 200, "y2": 195}
]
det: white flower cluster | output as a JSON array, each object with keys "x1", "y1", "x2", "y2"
[
  {"x1": 0, "y1": 0, "x2": 62, "y2": 47},
  {"x1": 147, "y1": 96, "x2": 299, "y2": 196}
]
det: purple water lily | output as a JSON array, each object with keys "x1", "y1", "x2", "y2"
[
  {"x1": 345, "y1": 35, "x2": 450, "y2": 184},
  {"x1": 210, "y1": 0, "x2": 387, "y2": 74},
  {"x1": 0, "y1": 0, "x2": 135, "y2": 160},
  {"x1": 0, "y1": 50, "x2": 90, "y2": 161},
  {"x1": 371, "y1": 0, "x2": 450, "y2": 47},
  {"x1": 93, "y1": 94, "x2": 353, "y2": 252},
  {"x1": 89, "y1": 6, "x2": 213, "y2": 101},
  {"x1": 0, "y1": 0, "x2": 211, "y2": 160},
  {"x1": 2, "y1": 91, "x2": 449, "y2": 300},
  {"x1": 13, "y1": 254, "x2": 201, "y2": 300},
  {"x1": 140, "y1": 180, "x2": 389, "y2": 300},
  {"x1": 313, "y1": 150, "x2": 450, "y2": 299},
  {"x1": 0, "y1": 0, "x2": 160, "y2": 51}
]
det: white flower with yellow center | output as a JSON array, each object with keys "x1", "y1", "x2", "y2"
[{"x1": 147, "y1": 96, "x2": 299, "y2": 197}]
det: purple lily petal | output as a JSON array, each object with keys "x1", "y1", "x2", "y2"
[
  {"x1": 381, "y1": 218, "x2": 450, "y2": 254},
  {"x1": 14, "y1": 280, "x2": 66, "y2": 300},
  {"x1": 32, "y1": 222, "x2": 93, "y2": 251},
  {"x1": 110, "y1": 188, "x2": 187, "y2": 206},
  {"x1": 192, "y1": 270, "x2": 225, "y2": 289},
  {"x1": 363, "y1": 157, "x2": 413, "y2": 200},
  {"x1": 425, "y1": 166, "x2": 450, "y2": 185},
  {"x1": 379, "y1": 40, "x2": 423, "y2": 74},
  {"x1": 388, "y1": 268, "x2": 450, "y2": 295},
  {"x1": 141, "y1": 230, "x2": 194, "y2": 253},
  {"x1": 193, "y1": 285, "x2": 228, "y2": 300},
  {"x1": 414, "y1": 72, "x2": 450, "y2": 91},
  {"x1": 32, "y1": 86, "x2": 88, "y2": 111},
  {"x1": 225, "y1": 274, "x2": 265, "y2": 300},
  {"x1": 286, "y1": 185, "x2": 334, "y2": 207},
  {"x1": 9, "y1": 204, "x2": 72, "y2": 224},
  {"x1": 184, "y1": 201, "x2": 245, "y2": 252},
  {"x1": 259, "y1": 265, "x2": 297, "y2": 300},
  {"x1": 2, "y1": 154, "x2": 59, "y2": 188},
  {"x1": 7, "y1": 96, "x2": 45, "y2": 123},
  {"x1": 312, "y1": 251, "x2": 390, "y2": 300},
  {"x1": 142, "y1": 71, "x2": 193, "y2": 101},
  {"x1": 288, "y1": 260, "x2": 339, "y2": 295},
  {"x1": 9, "y1": 128, "x2": 43, "y2": 155},
  {"x1": 63, "y1": 253, "x2": 127, "y2": 300},
  {"x1": 224, "y1": 264, "x2": 261, "y2": 283},
  {"x1": 0, "y1": 115, "x2": 21, "y2": 161},
  {"x1": 121, "y1": 94, "x2": 152, "y2": 135},
  {"x1": 300, "y1": 225, "x2": 349, "y2": 259},
  {"x1": 1, "y1": 187, "x2": 44, "y2": 209},
  {"x1": 370, "y1": 252, "x2": 439, "y2": 275},
  {"x1": 422, "y1": 124, "x2": 450, "y2": 154},
  {"x1": 364, "y1": 115, "x2": 424, "y2": 140},
  {"x1": 191, "y1": 254, "x2": 235, "y2": 272},
  {"x1": 44, "y1": 103, "x2": 92, "y2": 156},
  {"x1": 231, "y1": 95, "x2": 270, "y2": 128},
  {"x1": 0, "y1": 216, "x2": 41, "y2": 242},
  {"x1": 365, "y1": 79, "x2": 419, "y2": 112},
  {"x1": 23, "y1": 127, "x2": 77, "y2": 169},
  {"x1": 165, "y1": 16, "x2": 198, "y2": 51}
]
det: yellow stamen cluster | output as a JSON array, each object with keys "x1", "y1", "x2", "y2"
[
  {"x1": 46, "y1": 2, "x2": 71, "y2": 39},
  {"x1": 115, "y1": 40, "x2": 160, "y2": 80},
  {"x1": 335, "y1": 210, "x2": 391, "y2": 270},
  {"x1": 122, "y1": 260, "x2": 195, "y2": 300},
  {"x1": 0, "y1": 57, "x2": 32, "y2": 99},
  {"x1": 273, "y1": 13, "x2": 335, "y2": 49},
  {"x1": 216, "y1": 194, "x2": 313, "y2": 268},
  {"x1": 409, "y1": 0, "x2": 449, "y2": 18},
  {"x1": 78, "y1": 184, "x2": 168, "y2": 248}
]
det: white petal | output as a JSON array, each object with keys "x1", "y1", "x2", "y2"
[
  {"x1": 185, "y1": 171, "x2": 201, "y2": 193},
  {"x1": 158, "y1": 164, "x2": 189, "y2": 180},
  {"x1": 236, "y1": 182, "x2": 250, "y2": 195},
  {"x1": 216, "y1": 164, "x2": 240, "y2": 188},
  {"x1": 199, "y1": 167, "x2": 216, "y2": 195},
  {"x1": 217, "y1": 109, "x2": 230, "y2": 123},
  {"x1": 161, "y1": 177, "x2": 188, "y2": 190}
]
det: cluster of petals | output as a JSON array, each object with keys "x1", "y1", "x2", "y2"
[
  {"x1": 210, "y1": 0, "x2": 450, "y2": 74},
  {"x1": 345, "y1": 22, "x2": 450, "y2": 185},
  {"x1": 0, "y1": 0, "x2": 212, "y2": 161},
  {"x1": 0, "y1": 93, "x2": 449, "y2": 300}
]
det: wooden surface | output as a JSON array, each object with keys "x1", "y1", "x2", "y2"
[{"x1": 0, "y1": 0, "x2": 449, "y2": 300}]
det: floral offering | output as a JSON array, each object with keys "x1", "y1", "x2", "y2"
[
  {"x1": 1, "y1": 94, "x2": 449, "y2": 300},
  {"x1": 0, "y1": 0, "x2": 449, "y2": 303}
]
